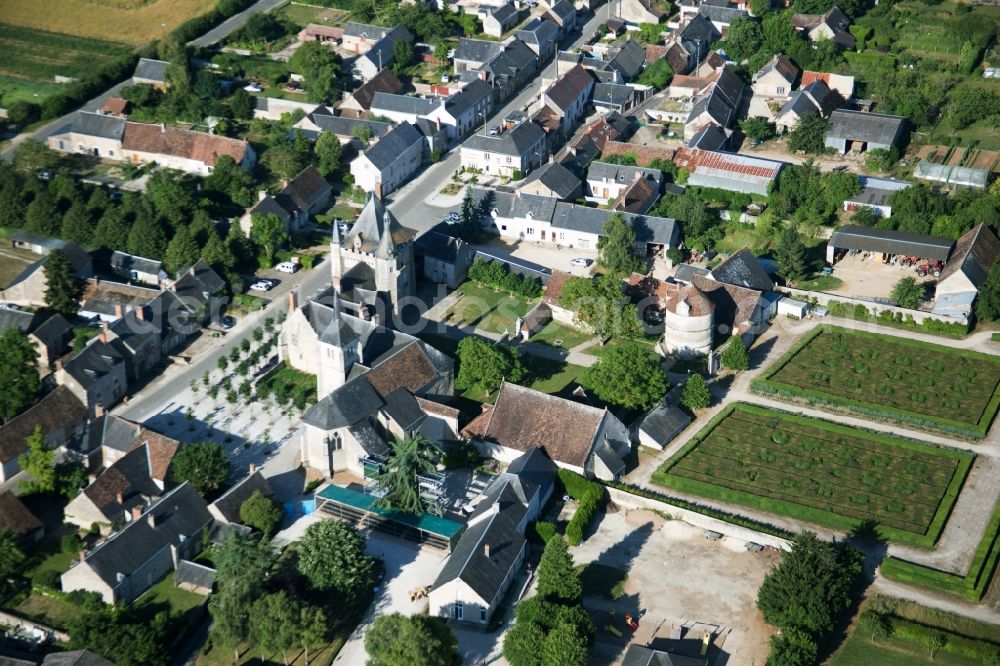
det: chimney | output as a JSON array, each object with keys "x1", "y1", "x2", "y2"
[
  {"x1": 131, "y1": 505, "x2": 142, "y2": 519},
  {"x1": 55, "y1": 359, "x2": 63, "y2": 372},
  {"x1": 288, "y1": 289, "x2": 298, "y2": 312},
  {"x1": 249, "y1": 463, "x2": 257, "y2": 474},
  {"x1": 374, "y1": 182, "x2": 382, "y2": 200},
  {"x1": 135, "y1": 306, "x2": 145, "y2": 322},
  {"x1": 147, "y1": 513, "x2": 156, "y2": 528},
  {"x1": 115, "y1": 492, "x2": 123, "y2": 505},
  {"x1": 95, "y1": 403, "x2": 105, "y2": 418},
  {"x1": 114, "y1": 303, "x2": 123, "y2": 318},
  {"x1": 484, "y1": 543, "x2": 491, "y2": 558}
]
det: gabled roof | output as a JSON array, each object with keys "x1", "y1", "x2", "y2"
[
  {"x1": 61, "y1": 111, "x2": 126, "y2": 141},
  {"x1": 349, "y1": 68, "x2": 405, "y2": 111},
  {"x1": 464, "y1": 120, "x2": 546, "y2": 157},
  {"x1": 31, "y1": 312, "x2": 73, "y2": 352},
  {"x1": 697, "y1": 3, "x2": 747, "y2": 24},
  {"x1": 370, "y1": 92, "x2": 441, "y2": 117},
  {"x1": 299, "y1": 110, "x2": 392, "y2": 138},
  {"x1": 133, "y1": 58, "x2": 168, "y2": 83},
  {"x1": 594, "y1": 82, "x2": 635, "y2": 108},
  {"x1": 122, "y1": 122, "x2": 249, "y2": 166},
  {"x1": 753, "y1": 54, "x2": 798, "y2": 85},
  {"x1": 281, "y1": 165, "x2": 332, "y2": 211},
  {"x1": 0, "y1": 307, "x2": 37, "y2": 335},
  {"x1": 520, "y1": 161, "x2": 582, "y2": 199},
  {"x1": 172, "y1": 260, "x2": 225, "y2": 306},
  {"x1": 110, "y1": 250, "x2": 162, "y2": 278},
  {"x1": 516, "y1": 17, "x2": 559, "y2": 46},
  {"x1": 174, "y1": 559, "x2": 216, "y2": 589},
  {"x1": 454, "y1": 38, "x2": 504, "y2": 64},
  {"x1": 0, "y1": 386, "x2": 84, "y2": 455},
  {"x1": 42, "y1": 651, "x2": 117, "y2": 666},
  {"x1": 209, "y1": 471, "x2": 275, "y2": 524},
  {"x1": 826, "y1": 109, "x2": 905, "y2": 145},
  {"x1": 415, "y1": 225, "x2": 464, "y2": 263},
  {"x1": 679, "y1": 13, "x2": 720, "y2": 45},
  {"x1": 710, "y1": 248, "x2": 774, "y2": 291},
  {"x1": 612, "y1": 176, "x2": 659, "y2": 214},
  {"x1": 544, "y1": 65, "x2": 595, "y2": 112},
  {"x1": 588, "y1": 161, "x2": 662, "y2": 185},
  {"x1": 605, "y1": 39, "x2": 646, "y2": 81},
  {"x1": 81, "y1": 435, "x2": 179, "y2": 520},
  {"x1": 687, "y1": 123, "x2": 728, "y2": 150},
  {"x1": 691, "y1": 274, "x2": 762, "y2": 336},
  {"x1": 445, "y1": 79, "x2": 492, "y2": 118},
  {"x1": 461, "y1": 381, "x2": 607, "y2": 467},
  {"x1": 71, "y1": 483, "x2": 212, "y2": 589},
  {"x1": 0, "y1": 490, "x2": 43, "y2": 537},
  {"x1": 488, "y1": 2, "x2": 519, "y2": 25},
  {"x1": 63, "y1": 339, "x2": 125, "y2": 389},
  {"x1": 549, "y1": 0, "x2": 576, "y2": 20},
  {"x1": 622, "y1": 645, "x2": 709, "y2": 666},
  {"x1": 828, "y1": 224, "x2": 953, "y2": 261},
  {"x1": 938, "y1": 224, "x2": 1000, "y2": 289}
]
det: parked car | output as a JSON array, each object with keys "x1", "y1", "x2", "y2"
[
  {"x1": 570, "y1": 258, "x2": 592, "y2": 267},
  {"x1": 249, "y1": 279, "x2": 274, "y2": 291},
  {"x1": 442, "y1": 75, "x2": 450, "y2": 83},
  {"x1": 276, "y1": 262, "x2": 300, "y2": 274},
  {"x1": 220, "y1": 315, "x2": 236, "y2": 329},
  {"x1": 489, "y1": 125, "x2": 501, "y2": 136},
  {"x1": 445, "y1": 212, "x2": 460, "y2": 222}
]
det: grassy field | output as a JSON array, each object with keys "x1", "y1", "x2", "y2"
[
  {"x1": 0, "y1": 0, "x2": 216, "y2": 46},
  {"x1": 137, "y1": 573, "x2": 205, "y2": 614},
  {"x1": 446, "y1": 282, "x2": 537, "y2": 334},
  {"x1": 0, "y1": 74, "x2": 63, "y2": 106},
  {"x1": 0, "y1": 25, "x2": 131, "y2": 83},
  {"x1": 652, "y1": 403, "x2": 972, "y2": 547},
  {"x1": 830, "y1": 596, "x2": 1000, "y2": 666},
  {"x1": 0, "y1": 244, "x2": 40, "y2": 288},
  {"x1": 278, "y1": 4, "x2": 348, "y2": 28},
  {"x1": 529, "y1": 322, "x2": 593, "y2": 350},
  {"x1": 583, "y1": 337, "x2": 657, "y2": 358},
  {"x1": 753, "y1": 326, "x2": 1000, "y2": 439},
  {"x1": 14, "y1": 592, "x2": 81, "y2": 630}
]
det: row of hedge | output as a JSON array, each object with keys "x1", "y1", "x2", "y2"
[
  {"x1": 822, "y1": 299, "x2": 969, "y2": 339},
  {"x1": 557, "y1": 469, "x2": 604, "y2": 546},
  {"x1": 889, "y1": 616, "x2": 1000, "y2": 662},
  {"x1": 881, "y1": 499, "x2": 1000, "y2": 602},
  {"x1": 751, "y1": 325, "x2": 1000, "y2": 440}
]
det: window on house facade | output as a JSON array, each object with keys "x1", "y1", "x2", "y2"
[
  {"x1": 480, "y1": 608, "x2": 487, "y2": 622},
  {"x1": 777, "y1": 86, "x2": 785, "y2": 94},
  {"x1": 559, "y1": 232, "x2": 565, "y2": 241},
  {"x1": 527, "y1": 227, "x2": 534, "y2": 235}
]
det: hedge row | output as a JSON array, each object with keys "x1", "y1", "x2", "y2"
[
  {"x1": 822, "y1": 299, "x2": 969, "y2": 339},
  {"x1": 752, "y1": 325, "x2": 1000, "y2": 440},
  {"x1": 557, "y1": 469, "x2": 604, "y2": 546},
  {"x1": 890, "y1": 617, "x2": 1000, "y2": 662},
  {"x1": 881, "y1": 499, "x2": 1000, "y2": 602}
]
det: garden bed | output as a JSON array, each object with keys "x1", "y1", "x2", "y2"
[
  {"x1": 652, "y1": 403, "x2": 973, "y2": 547},
  {"x1": 751, "y1": 326, "x2": 1000, "y2": 440}
]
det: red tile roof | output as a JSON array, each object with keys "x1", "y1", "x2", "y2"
[{"x1": 122, "y1": 122, "x2": 249, "y2": 166}]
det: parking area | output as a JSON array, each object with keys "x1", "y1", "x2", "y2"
[
  {"x1": 829, "y1": 252, "x2": 937, "y2": 301},
  {"x1": 571, "y1": 509, "x2": 777, "y2": 666},
  {"x1": 472, "y1": 237, "x2": 598, "y2": 276}
]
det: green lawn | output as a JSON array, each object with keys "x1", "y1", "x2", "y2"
[
  {"x1": 529, "y1": 322, "x2": 593, "y2": 350},
  {"x1": 136, "y1": 573, "x2": 205, "y2": 615},
  {"x1": 714, "y1": 225, "x2": 768, "y2": 255},
  {"x1": 795, "y1": 275, "x2": 844, "y2": 292},
  {"x1": 652, "y1": 403, "x2": 973, "y2": 547},
  {"x1": 27, "y1": 551, "x2": 75, "y2": 582},
  {"x1": 278, "y1": 4, "x2": 348, "y2": 27},
  {"x1": 446, "y1": 282, "x2": 537, "y2": 334},
  {"x1": 583, "y1": 337, "x2": 657, "y2": 358},
  {"x1": 0, "y1": 74, "x2": 63, "y2": 107},
  {"x1": 14, "y1": 592, "x2": 80, "y2": 630},
  {"x1": 0, "y1": 25, "x2": 130, "y2": 93}
]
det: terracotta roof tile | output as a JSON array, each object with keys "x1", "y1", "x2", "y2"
[
  {"x1": 415, "y1": 397, "x2": 460, "y2": 420},
  {"x1": 0, "y1": 386, "x2": 86, "y2": 464},
  {"x1": 122, "y1": 122, "x2": 249, "y2": 166},
  {"x1": 135, "y1": 430, "x2": 180, "y2": 482},
  {"x1": 664, "y1": 282, "x2": 713, "y2": 316},
  {"x1": 691, "y1": 274, "x2": 759, "y2": 331},
  {"x1": 363, "y1": 342, "x2": 440, "y2": 398},
  {"x1": 543, "y1": 270, "x2": 573, "y2": 306}
]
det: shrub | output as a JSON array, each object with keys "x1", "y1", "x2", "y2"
[
  {"x1": 35, "y1": 569, "x2": 62, "y2": 590},
  {"x1": 60, "y1": 533, "x2": 82, "y2": 554},
  {"x1": 558, "y1": 470, "x2": 604, "y2": 546},
  {"x1": 533, "y1": 521, "x2": 558, "y2": 543}
]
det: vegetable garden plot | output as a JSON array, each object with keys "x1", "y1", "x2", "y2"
[{"x1": 654, "y1": 403, "x2": 973, "y2": 547}]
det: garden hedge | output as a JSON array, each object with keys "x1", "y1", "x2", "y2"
[
  {"x1": 881, "y1": 498, "x2": 1000, "y2": 602},
  {"x1": 557, "y1": 469, "x2": 604, "y2": 546},
  {"x1": 651, "y1": 402, "x2": 973, "y2": 548},
  {"x1": 752, "y1": 326, "x2": 1000, "y2": 440},
  {"x1": 890, "y1": 617, "x2": 1000, "y2": 661}
]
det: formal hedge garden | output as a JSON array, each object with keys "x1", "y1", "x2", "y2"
[
  {"x1": 652, "y1": 403, "x2": 973, "y2": 548},
  {"x1": 752, "y1": 326, "x2": 1000, "y2": 440}
]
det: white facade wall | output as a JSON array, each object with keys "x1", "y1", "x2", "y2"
[
  {"x1": 491, "y1": 211, "x2": 600, "y2": 250},
  {"x1": 350, "y1": 139, "x2": 422, "y2": 195},
  {"x1": 48, "y1": 133, "x2": 122, "y2": 159},
  {"x1": 936, "y1": 271, "x2": 977, "y2": 297},
  {"x1": 662, "y1": 310, "x2": 714, "y2": 357}
]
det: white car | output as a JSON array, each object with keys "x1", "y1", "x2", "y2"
[
  {"x1": 275, "y1": 262, "x2": 300, "y2": 274},
  {"x1": 249, "y1": 280, "x2": 274, "y2": 291},
  {"x1": 570, "y1": 258, "x2": 592, "y2": 267}
]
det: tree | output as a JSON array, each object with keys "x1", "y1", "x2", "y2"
[
  {"x1": 297, "y1": 519, "x2": 374, "y2": 600},
  {"x1": 229, "y1": 87, "x2": 256, "y2": 120},
  {"x1": 749, "y1": 0, "x2": 769, "y2": 16},
  {"x1": 54, "y1": 461, "x2": 88, "y2": 499},
  {"x1": 787, "y1": 114, "x2": 829, "y2": 154},
  {"x1": 7, "y1": 100, "x2": 40, "y2": 127},
  {"x1": 43, "y1": 250, "x2": 83, "y2": 319},
  {"x1": 262, "y1": 144, "x2": 306, "y2": 181},
  {"x1": 976, "y1": 261, "x2": 1000, "y2": 321},
  {"x1": 455, "y1": 336, "x2": 526, "y2": 393},
  {"x1": 251, "y1": 592, "x2": 299, "y2": 664},
  {"x1": 210, "y1": 530, "x2": 277, "y2": 660},
  {"x1": 724, "y1": 16, "x2": 764, "y2": 61},
  {"x1": 504, "y1": 621, "x2": 546, "y2": 666},
  {"x1": 597, "y1": 214, "x2": 642, "y2": 275},
  {"x1": 202, "y1": 232, "x2": 237, "y2": 275},
  {"x1": 392, "y1": 40, "x2": 415, "y2": 73},
  {"x1": 775, "y1": 224, "x2": 808, "y2": 285},
  {"x1": 541, "y1": 622, "x2": 588, "y2": 666},
  {"x1": 636, "y1": 58, "x2": 672, "y2": 89},
  {"x1": 373, "y1": 435, "x2": 441, "y2": 515},
  {"x1": 720, "y1": 336, "x2": 749, "y2": 372},
  {"x1": 757, "y1": 532, "x2": 862, "y2": 637},
  {"x1": 890, "y1": 276, "x2": 925, "y2": 309},
  {"x1": 170, "y1": 442, "x2": 229, "y2": 494},
  {"x1": 315, "y1": 131, "x2": 343, "y2": 176},
  {"x1": 0, "y1": 528, "x2": 25, "y2": 579},
  {"x1": 164, "y1": 225, "x2": 201, "y2": 275},
  {"x1": 859, "y1": 610, "x2": 891, "y2": 641},
  {"x1": 93, "y1": 208, "x2": 132, "y2": 251},
  {"x1": 126, "y1": 214, "x2": 168, "y2": 261},
  {"x1": 239, "y1": 490, "x2": 283, "y2": 537},
  {"x1": 768, "y1": 627, "x2": 818, "y2": 666},
  {"x1": 740, "y1": 116, "x2": 776, "y2": 143},
  {"x1": 25, "y1": 192, "x2": 60, "y2": 236},
  {"x1": 864, "y1": 147, "x2": 899, "y2": 172},
  {"x1": 19, "y1": 426, "x2": 55, "y2": 494},
  {"x1": 290, "y1": 41, "x2": 341, "y2": 103},
  {"x1": 0, "y1": 329, "x2": 40, "y2": 423},
  {"x1": 250, "y1": 212, "x2": 288, "y2": 264},
  {"x1": 122, "y1": 83, "x2": 162, "y2": 108},
  {"x1": 61, "y1": 201, "x2": 94, "y2": 245},
  {"x1": 299, "y1": 603, "x2": 328, "y2": 665},
  {"x1": 365, "y1": 613, "x2": 460, "y2": 666},
  {"x1": 680, "y1": 373, "x2": 711, "y2": 410},
  {"x1": 582, "y1": 341, "x2": 667, "y2": 411},
  {"x1": 537, "y1": 537, "x2": 582, "y2": 604},
  {"x1": 352, "y1": 124, "x2": 374, "y2": 146}
]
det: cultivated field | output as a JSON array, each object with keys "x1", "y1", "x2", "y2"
[
  {"x1": 653, "y1": 403, "x2": 973, "y2": 547},
  {"x1": 753, "y1": 326, "x2": 1000, "y2": 439},
  {"x1": 0, "y1": 0, "x2": 215, "y2": 46},
  {"x1": 0, "y1": 25, "x2": 131, "y2": 84}
]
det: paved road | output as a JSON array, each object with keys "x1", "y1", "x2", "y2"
[
  {"x1": 388, "y1": 4, "x2": 611, "y2": 231},
  {"x1": 188, "y1": 0, "x2": 288, "y2": 48}
]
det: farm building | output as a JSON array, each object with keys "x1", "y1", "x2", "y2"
[
  {"x1": 824, "y1": 109, "x2": 906, "y2": 154},
  {"x1": 842, "y1": 177, "x2": 910, "y2": 218},
  {"x1": 632, "y1": 400, "x2": 692, "y2": 451},
  {"x1": 826, "y1": 225, "x2": 954, "y2": 265},
  {"x1": 675, "y1": 149, "x2": 785, "y2": 196},
  {"x1": 932, "y1": 225, "x2": 1000, "y2": 324},
  {"x1": 777, "y1": 297, "x2": 808, "y2": 319},
  {"x1": 913, "y1": 161, "x2": 989, "y2": 190}
]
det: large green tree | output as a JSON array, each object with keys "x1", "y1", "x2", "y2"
[
  {"x1": 315, "y1": 131, "x2": 343, "y2": 176},
  {"x1": 787, "y1": 114, "x2": 829, "y2": 154},
  {"x1": 210, "y1": 530, "x2": 277, "y2": 661},
  {"x1": 0, "y1": 528, "x2": 26, "y2": 579},
  {"x1": 25, "y1": 192, "x2": 60, "y2": 236},
  {"x1": 250, "y1": 212, "x2": 288, "y2": 264},
  {"x1": 890, "y1": 276, "x2": 925, "y2": 309},
  {"x1": 503, "y1": 621, "x2": 546, "y2": 666},
  {"x1": 720, "y1": 335, "x2": 749, "y2": 372},
  {"x1": 126, "y1": 214, "x2": 168, "y2": 261},
  {"x1": 170, "y1": 442, "x2": 229, "y2": 494},
  {"x1": 680, "y1": 373, "x2": 711, "y2": 410},
  {"x1": 239, "y1": 490, "x2": 283, "y2": 537},
  {"x1": 740, "y1": 117, "x2": 776, "y2": 143},
  {"x1": 373, "y1": 435, "x2": 441, "y2": 515},
  {"x1": 455, "y1": 335, "x2": 526, "y2": 393},
  {"x1": 296, "y1": 519, "x2": 374, "y2": 601},
  {"x1": 164, "y1": 225, "x2": 202, "y2": 275},
  {"x1": 536, "y1": 537, "x2": 582, "y2": 604},
  {"x1": 582, "y1": 341, "x2": 667, "y2": 411},
  {"x1": 597, "y1": 214, "x2": 642, "y2": 275},
  {"x1": 60, "y1": 201, "x2": 94, "y2": 245},
  {"x1": 19, "y1": 425, "x2": 55, "y2": 494},
  {"x1": 93, "y1": 208, "x2": 132, "y2": 251},
  {"x1": 43, "y1": 249, "x2": 83, "y2": 317},
  {"x1": 724, "y1": 16, "x2": 764, "y2": 61},
  {"x1": 0, "y1": 329, "x2": 40, "y2": 423},
  {"x1": 775, "y1": 224, "x2": 808, "y2": 285},
  {"x1": 976, "y1": 261, "x2": 1000, "y2": 321},
  {"x1": 290, "y1": 41, "x2": 340, "y2": 103},
  {"x1": 541, "y1": 622, "x2": 589, "y2": 666},
  {"x1": 250, "y1": 591, "x2": 299, "y2": 664},
  {"x1": 365, "y1": 613, "x2": 460, "y2": 666}
]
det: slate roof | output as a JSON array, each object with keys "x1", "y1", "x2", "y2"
[
  {"x1": 133, "y1": 58, "x2": 168, "y2": 83},
  {"x1": 544, "y1": 65, "x2": 595, "y2": 112},
  {"x1": 42, "y1": 651, "x2": 117, "y2": 666},
  {"x1": 110, "y1": 251, "x2": 162, "y2": 278},
  {"x1": 0, "y1": 307, "x2": 37, "y2": 335},
  {"x1": 588, "y1": 161, "x2": 662, "y2": 186},
  {"x1": 31, "y1": 313, "x2": 73, "y2": 353},
  {"x1": 370, "y1": 92, "x2": 441, "y2": 117},
  {"x1": 445, "y1": 79, "x2": 492, "y2": 118},
  {"x1": 621, "y1": 645, "x2": 709, "y2": 666},
  {"x1": 87, "y1": 414, "x2": 141, "y2": 454},
  {"x1": 778, "y1": 90, "x2": 820, "y2": 121},
  {"x1": 594, "y1": 83, "x2": 635, "y2": 108},
  {"x1": 172, "y1": 260, "x2": 225, "y2": 307},
  {"x1": 488, "y1": 2, "x2": 519, "y2": 25},
  {"x1": 674, "y1": 263, "x2": 710, "y2": 283},
  {"x1": 938, "y1": 224, "x2": 1000, "y2": 289},
  {"x1": 697, "y1": 4, "x2": 747, "y2": 24},
  {"x1": 0, "y1": 386, "x2": 86, "y2": 466},
  {"x1": 710, "y1": 248, "x2": 774, "y2": 291},
  {"x1": 61, "y1": 111, "x2": 126, "y2": 141},
  {"x1": 687, "y1": 123, "x2": 728, "y2": 150},
  {"x1": 826, "y1": 109, "x2": 905, "y2": 145},
  {"x1": 635, "y1": 401, "x2": 692, "y2": 446},
  {"x1": 454, "y1": 38, "x2": 504, "y2": 64},
  {"x1": 485, "y1": 39, "x2": 537, "y2": 84},
  {"x1": 62, "y1": 339, "x2": 124, "y2": 390},
  {"x1": 829, "y1": 224, "x2": 953, "y2": 261},
  {"x1": 416, "y1": 227, "x2": 465, "y2": 263},
  {"x1": 550, "y1": 0, "x2": 576, "y2": 20},
  {"x1": 464, "y1": 121, "x2": 545, "y2": 157},
  {"x1": 72, "y1": 483, "x2": 212, "y2": 589},
  {"x1": 679, "y1": 13, "x2": 720, "y2": 45},
  {"x1": 432, "y1": 498, "x2": 527, "y2": 604},
  {"x1": 845, "y1": 176, "x2": 910, "y2": 208},
  {"x1": 753, "y1": 54, "x2": 798, "y2": 85},
  {"x1": 520, "y1": 161, "x2": 582, "y2": 199},
  {"x1": 517, "y1": 17, "x2": 559, "y2": 47},
  {"x1": 691, "y1": 274, "x2": 762, "y2": 336},
  {"x1": 0, "y1": 491, "x2": 43, "y2": 537},
  {"x1": 346, "y1": 192, "x2": 417, "y2": 252},
  {"x1": 349, "y1": 68, "x2": 405, "y2": 111},
  {"x1": 300, "y1": 111, "x2": 392, "y2": 138},
  {"x1": 462, "y1": 382, "x2": 607, "y2": 467},
  {"x1": 605, "y1": 39, "x2": 646, "y2": 81},
  {"x1": 209, "y1": 471, "x2": 274, "y2": 524},
  {"x1": 382, "y1": 387, "x2": 425, "y2": 430},
  {"x1": 174, "y1": 559, "x2": 216, "y2": 590}
]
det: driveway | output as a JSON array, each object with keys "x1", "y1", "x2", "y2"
[{"x1": 333, "y1": 532, "x2": 449, "y2": 665}]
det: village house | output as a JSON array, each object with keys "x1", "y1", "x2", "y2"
[
  {"x1": 110, "y1": 251, "x2": 166, "y2": 287},
  {"x1": 800, "y1": 70, "x2": 855, "y2": 98},
  {"x1": 350, "y1": 121, "x2": 424, "y2": 197},
  {"x1": 61, "y1": 483, "x2": 212, "y2": 605},
  {"x1": 453, "y1": 39, "x2": 505, "y2": 75},
  {"x1": 169, "y1": 260, "x2": 226, "y2": 322},
  {"x1": 665, "y1": 14, "x2": 721, "y2": 75},
  {"x1": 460, "y1": 120, "x2": 548, "y2": 178},
  {"x1": 414, "y1": 224, "x2": 477, "y2": 288},
  {"x1": 586, "y1": 39, "x2": 647, "y2": 83},
  {"x1": 239, "y1": 165, "x2": 333, "y2": 236},
  {"x1": 842, "y1": 176, "x2": 910, "y2": 218},
  {"x1": 103, "y1": 291, "x2": 196, "y2": 383},
  {"x1": 774, "y1": 78, "x2": 842, "y2": 133},
  {"x1": 792, "y1": 5, "x2": 856, "y2": 48},
  {"x1": 342, "y1": 22, "x2": 412, "y2": 54},
  {"x1": 298, "y1": 23, "x2": 343, "y2": 43},
  {"x1": 545, "y1": 0, "x2": 577, "y2": 37},
  {"x1": 516, "y1": 17, "x2": 560, "y2": 61},
  {"x1": 518, "y1": 161, "x2": 583, "y2": 200},
  {"x1": 483, "y1": 2, "x2": 519, "y2": 37},
  {"x1": 693, "y1": 3, "x2": 749, "y2": 33},
  {"x1": 593, "y1": 82, "x2": 640, "y2": 114},
  {"x1": 462, "y1": 382, "x2": 633, "y2": 480},
  {"x1": 58, "y1": 336, "x2": 128, "y2": 419},
  {"x1": 825, "y1": 109, "x2": 906, "y2": 154},
  {"x1": 293, "y1": 107, "x2": 393, "y2": 144},
  {"x1": 354, "y1": 30, "x2": 414, "y2": 82},
  {"x1": 933, "y1": 225, "x2": 1000, "y2": 323},
  {"x1": 337, "y1": 68, "x2": 405, "y2": 118},
  {"x1": 0, "y1": 386, "x2": 86, "y2": 483},
  {"x1": 28, "y1": 313, "x2": 74, "y2": 376},
  {"x1": 585, "y1": 161, "x2": 662, "y2": 203},
  {"x1": 429, "y1": 447, "x2": 556, "y2": 626},
  {"x1": 541, "y1": 65, "x2": 595, "y2": 136},
  {"x1": 751, "y1": 54, "x2": 799, "y2": 99},
  {"x1": 610, "y1": 0, "x2": 667, "y2": 24},
  {"x1": 0, "y1": 235, "x2": 92, "y2": 306},
  {"x1": 132, "y1": 58, "x2": 169, "y2": 88},
  {"x1": 481, "y1": 39, "x2": 540, "y2": 104}
]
